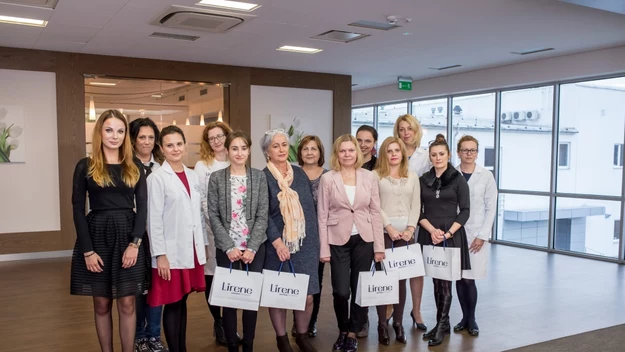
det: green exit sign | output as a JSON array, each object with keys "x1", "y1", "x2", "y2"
[{"x1": 398, "y1": 81, "x2": 412, "y2": 91}]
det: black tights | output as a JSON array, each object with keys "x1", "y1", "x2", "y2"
[
  {"x1": 163, "y1": 294, "x2": 189, "y2": 352},
  {"x1": 376, "y1": 279, "x2": 407, "y2": 325},
  {"x1": 455, "y1": 278, "x2": 478, "y2": 324},
  {"x1": 204, "y1": 275, "x2": 222, "y2": 321}
]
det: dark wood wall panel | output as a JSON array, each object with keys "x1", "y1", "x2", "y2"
[{"x1": 0, "y1": 46, "x2": 351, "y2": 255}]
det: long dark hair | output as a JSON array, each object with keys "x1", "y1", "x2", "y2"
[{"x1": 129, "y1": 117, "x2": 164, "y2": 164}]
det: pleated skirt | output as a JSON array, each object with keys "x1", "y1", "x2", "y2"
[{"x1": 70, "y1": 210, "x2": 148, "y2": 298}]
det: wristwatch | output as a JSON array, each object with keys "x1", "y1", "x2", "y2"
[{"x1": 129, "y1": 237, "x2": 142, "y2": 248}]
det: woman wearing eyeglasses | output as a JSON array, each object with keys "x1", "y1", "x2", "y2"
[
  {"x1": 454, "y1": 136, "x2": 497, "y2": 337},
  {"x1": 393, "y1": 114, "x2": 430, "y2": 331},
  {"x1": 260, "y1": 129, "x2": 320, "y2": 352},
  {"x1": 195, "y1": 121, "x2": 239, "y2": 346}
]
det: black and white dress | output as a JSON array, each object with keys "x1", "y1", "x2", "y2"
[
  {"x1": 70, "y1": 158, "x2": 148, "y2": 298},
  {"x1": 417, "y1": 164, "x2": 471, "y2": 270}
]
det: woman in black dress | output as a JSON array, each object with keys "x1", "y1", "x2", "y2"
[
  {"x1": 417, "y1": 134, "x2": 471, "y2": 347},
  {"x1": 71, "y1": 109, "x2": 148, "y2": 352}
]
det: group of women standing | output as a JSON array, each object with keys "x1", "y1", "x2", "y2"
[{"x1": 70, "y1": 109, "x2": 496, "y2": 352}]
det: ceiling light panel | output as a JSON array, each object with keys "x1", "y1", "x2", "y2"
[
  {"x1": 89, "y1": 82, "x2": 117, "y2": 86},
  {"x1": 277, "y1": 45, "x2": 323, "y2": 54},
  {"x1": 0, "y1": 15, "x2": 47, "y2": 27},
  {"x1": 196, "y1": 0, "x2": 261, "y2": 12}
]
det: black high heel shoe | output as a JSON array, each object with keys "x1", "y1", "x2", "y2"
[
  {"x1": 467, "y1": 320, "x2": 480, "y2": 336},
  {"x1": 454, "y1": 318, "x2": 467, "y2": 332},
  {"x1": 392, "y1": 323, "x2": 407, "y2": 344},
  {"x1": 410, "y1": 311, "x2": 427, "y2": 331},
  {"x1": 377, "y1": 324, "x2": 390, "y2": 346}
]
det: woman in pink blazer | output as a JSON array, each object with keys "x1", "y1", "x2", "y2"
[{"x1": 318, "y1": 134, "x2": 385, "y2": 352}]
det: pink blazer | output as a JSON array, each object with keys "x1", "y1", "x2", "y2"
[{"x1": 317, "y1": 168, "x2": 384, "y2": 258}]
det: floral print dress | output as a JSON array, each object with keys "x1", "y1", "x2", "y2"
[{"x1": 229, "y1": 175, "x2": 250, "y2": 250}]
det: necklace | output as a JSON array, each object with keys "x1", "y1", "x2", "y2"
[{"x1": 435, "y1": 189, "x2": 440, "y2": 199}]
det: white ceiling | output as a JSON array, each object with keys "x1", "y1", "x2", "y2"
[{"x1": 1, "y1": 0, "x2": 625, "y2": 90}]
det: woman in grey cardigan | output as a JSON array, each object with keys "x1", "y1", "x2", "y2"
[
  {"x1": 261, "y1": 129, "x2": 319, "y2": 352},
  {"x1": 207, "y1": 131, "x2": 268, "y2": 352}
]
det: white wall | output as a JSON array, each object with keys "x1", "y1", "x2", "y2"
[
  {"x1": 353, "y1": 45, "x2": 625, "y2": 106},
  {"x1": 250, "y1": 86, "x2": 333, "y2": 170},
  {"x1": 0, "y1": 69, "x2": 59, "y2": 234}
]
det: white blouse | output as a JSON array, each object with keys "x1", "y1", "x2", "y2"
[{"x1": 344, "y1": 185, "x2": 359, "y2": 236}]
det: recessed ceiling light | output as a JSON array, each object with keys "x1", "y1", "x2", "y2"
[
  {"x1": 277, "y1": 45, "x2": 323, "y2": 54},
  {"x1": 0, "y1": 15, "x2": 47, "y2": 27},
  {"x1": 90, "y1": 82, "x2": 117, "y2": 86},
  {"x1": 196, "y1": 0, "x2": 261, "y2": 11}
]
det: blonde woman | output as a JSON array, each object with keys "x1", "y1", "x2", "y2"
[
  {"x1": 372, "y1": 137, "x2": 421, "y2": 346},
  {"x1": 318, "y1": 134, "x2": 385, "y2": 352},
  {"x1": 194, "y1": 121, "x2": 237, "y2": 346},
  {"x1": 392, "y1": 113, "x2": 430, "y2": 330},
  {"x1": 71, "y1": 109, "x2": 147, "y2": 352}
]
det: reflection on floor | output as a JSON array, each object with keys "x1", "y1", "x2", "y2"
[{"x1": 0, "y1": 244, "x2": 624, "y2": 351}]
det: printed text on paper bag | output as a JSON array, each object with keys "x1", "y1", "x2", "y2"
[
  {"x1": 270, "y1": 284, "x2": 300, "y2": 297},
  {"x1": 426, "y1": 257, "x2": 449, "y2": 268},
  {"x1": 222, "y1": 282, "x2": 253, "y2": 295}
]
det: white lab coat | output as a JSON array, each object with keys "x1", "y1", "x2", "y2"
[
  {"x1": 456, "y1": 164, "x2": 497, "y2": 279},
  {"x1": 147, "y1": 161, "x2": 208, "y2": 269},
  {"x1": 409, "y1": 148, "x2": 431, "y2": 177}
]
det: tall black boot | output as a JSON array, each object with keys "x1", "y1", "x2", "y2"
[
  {"x1": 423, "y1": 281, "x2": 441, "y2": 340},
  {"x1": 429, "y1": 290, "x2": 452, "y2": 346}
]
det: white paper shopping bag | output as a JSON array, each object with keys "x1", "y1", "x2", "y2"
[
  {"x1": 462, "y1": 241, "x2": 489, "y2": 280},
  {"x1": 208, "y1": 263, "x2": 264, "y2": 311},
  {"x1": 260, "y1": 261, "x2": 310, "y2": 311},
  {"x1": 422, "y1": 244, "x2": 462, "y2": 281},
  {"x1": 384, "y1": 242, "x2": 426, "y2": 280},
  {"x1": 355, "y1": 262, "x2": 400, "y2": 307}
]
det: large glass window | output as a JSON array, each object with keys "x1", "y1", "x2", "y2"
[
  {"x1": 351, "y1": 106, "x2": 374, "y2": 136},
  {"x1": 412, "y1": 98, "x2": 447, "y2": 148},
  {"x1": 497, "y1": 194, "x2": 550, "y2": 248},
  {"x1": 554, "y1": 198, "x2": 620, "y2": 258},
  {"x1": 376, "y1": 103, "x2": 407, "y2": 144},
  {"x1": 499, "y1": 86, "x2": 554, "y2": 191},
  {"x1": 450, "y1": 93, "x2": 495, "y2": 168},
  {"x1": 557, "y1": 77, "x2": 625, "y2": 196}
]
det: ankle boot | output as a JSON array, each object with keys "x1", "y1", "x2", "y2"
[
  {"x1": 295, "y1": 332, "x2": 317, "y2": 352},
  {"x1": 214, "y1": 319, "x2": 228, "y2": 346},
  {"x1": 241, "y1": 339, "x2": 253, "y2": 352},
  {"x1": 393, "y1": 322, "x2": 407, "y2": 344},
  {"x1": 377, "y1": 323, "x2": 390, "y2": 345},
  {"x1": 429, "y1": 292, "x2": 452, "y2": 346},
  {"x1": 276, "y1": 334, "x2": 294, "y2": 352},
  {"x1": 308, "y1": 319, "x2": 318, "y2": 337}
]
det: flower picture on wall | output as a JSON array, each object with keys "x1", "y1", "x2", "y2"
[{"x1": 0, "y1": 106, "x2": 25, "y2": 163}]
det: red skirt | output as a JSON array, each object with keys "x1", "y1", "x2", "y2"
[{"x1": 148, "y1": 249, "x2": 206, "y2": 307}]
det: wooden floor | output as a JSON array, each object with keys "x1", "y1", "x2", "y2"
[{"x1": 1, "y1": 244, "x2": 624, "y2": 352}]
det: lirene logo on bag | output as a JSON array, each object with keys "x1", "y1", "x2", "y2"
[
  {"x1": 367, "y1": 285, "x2": 394, "y2": 294},
  {"x1": 387, "y1": 258, "x2": 417, "y2": 269},
  {"x1": 270, "y1": 284, "x2": 300, "y2": 297},
  {"x1": 426, "y1": 257, "x2": 448, "y2": 268},
  {"x1": 222, "y1": 282, "x2": 253, "y2": 296}
]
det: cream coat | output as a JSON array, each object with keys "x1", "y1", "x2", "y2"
[{"x1": 147, "y1": 161, "x2": 208, "y2": 269}]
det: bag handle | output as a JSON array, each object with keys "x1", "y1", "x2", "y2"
[
  {"x1": 228, "y1": 262, "x2": 251, "y2": 276},
  {"x1": 391, "y1": 240, "x2": 412, "y2": 252},
  {"x1": 430, "y1": 237, "x2": 448, "y2": 250},
  {"x1": 370, "y1": 260, "x2": 388, "y2": 276},
  {"x1": 278, "y1": 260, "x2": 297, "y2": 277}
]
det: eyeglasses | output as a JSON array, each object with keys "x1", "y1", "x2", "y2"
[
  {"x1": 265, "y1": 128, "x2": 285, "y2": 135},
  {"x1": 208, "y1": 134, "x2": 226, "y2": 143},
  {"x1": 460, "y1": 149, "x2": 478, "y2": 154}
]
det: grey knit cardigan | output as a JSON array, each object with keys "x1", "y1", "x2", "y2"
[{"x1": 207, "y1": 166, "x2": 268, "y2": 253}]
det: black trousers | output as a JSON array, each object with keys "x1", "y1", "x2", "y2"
[
  {"x1": 310, "y1": 262, "x2": 325, "y2": 324},
  {"x1": 330, "y1": 235, "x2": 374, "y2": 333},
  {"x1": 215, "y1": 244, "x2": 266, "y2": 346}
]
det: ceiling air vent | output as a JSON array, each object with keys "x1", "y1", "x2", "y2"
[
  {"x1": 428, "y1": 64, "x2": 462, "y2": 71},
  {"x1": 311, "y1": 30, "x2": 369, "y2": 43},
  {"x1": 348, "y1": 20, "x2": 400, "y2": 31},
  {"x1": 150, "y1": 32, "x2": 200, "y2": 41},
  {"x1": 150, "y1": 5, "x2": 256, "y2": 33}
]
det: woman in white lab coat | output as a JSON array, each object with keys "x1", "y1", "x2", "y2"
[
  {"x1": 454, "y1": 135, "x2": 497, "y2": 337},
  {"x1": 194, "y1": 121, "x2": 236, "y2": 346},
  {"x1": 147, "y1": 126, "x2": 208, "y2": 352}
]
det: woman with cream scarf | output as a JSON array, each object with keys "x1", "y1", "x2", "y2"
[{"x1": 260, "y1": 129, "x2": 320, "y2": 352}]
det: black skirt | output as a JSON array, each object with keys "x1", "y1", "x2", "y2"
[
  {"x1": 70, "y1": 210, "x2": 148, "y2": 298},
  {"x1": 417, "y1": 223, "x2": 471, "y2": 271}
]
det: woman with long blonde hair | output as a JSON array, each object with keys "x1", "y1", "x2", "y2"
[
  {"x1": 392, "y1": 114, "x2": 429, "y2": 331},
  {"x1": 372, "y1": 137, "x2": 421, "y2": 345},
  {"x1": 71, "y1": 109, "x2": 148, "y2": 352}
]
